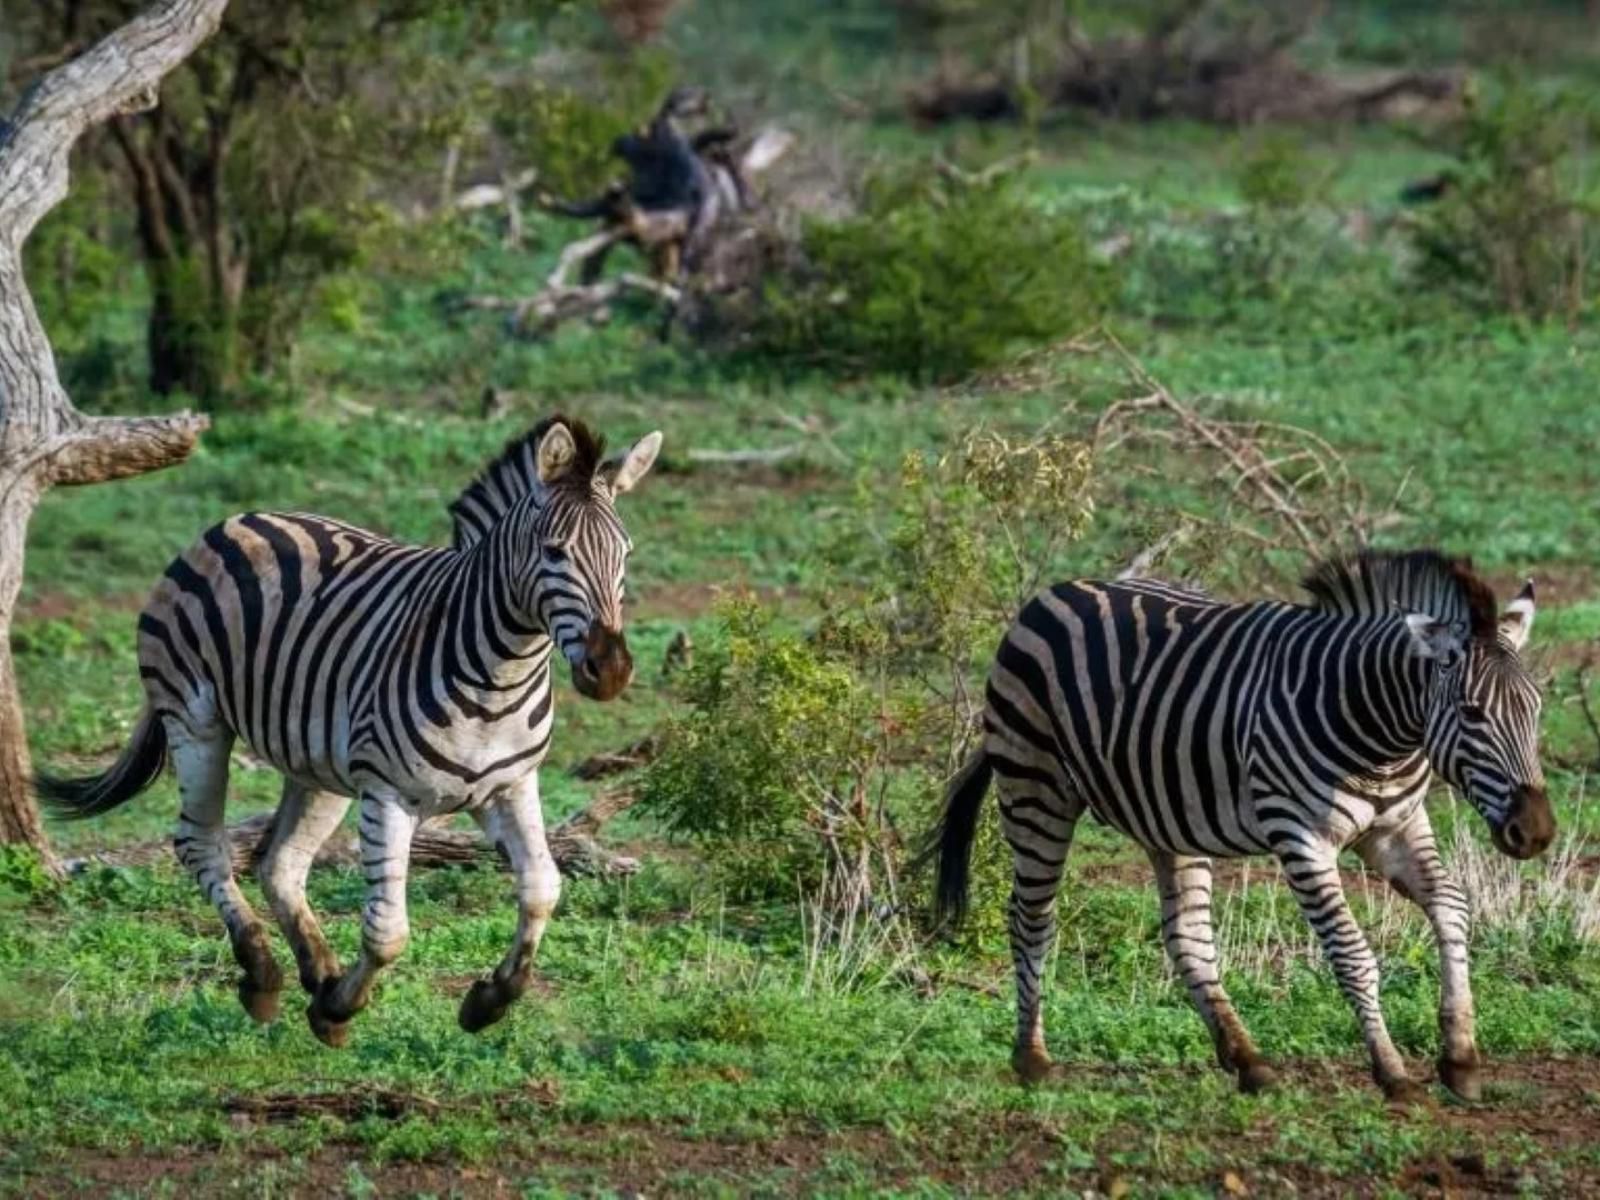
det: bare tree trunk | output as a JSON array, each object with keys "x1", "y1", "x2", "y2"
[{"x1": 0, "y1": 0, "x2": 228, "y2": 871}]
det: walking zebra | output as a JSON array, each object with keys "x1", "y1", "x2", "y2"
[
  {"x1": 39, "y1": 416, "x2": 661, "y2": 1044},
  {"x1": 930, "y1": 550, "x2": 1552, "y2": 1101}
]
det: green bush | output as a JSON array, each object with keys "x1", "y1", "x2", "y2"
[
  {"x1": 637, "y1": 596, "x2": 886, "y2": 897},
  {"x1": 747, "y1": 170, "x2": 1113, "y2": 382},
  {"x1": 1408, "y1": 80, "x2": 1600, "y2": 322},
  {"x1": 641, "y1": 428, "x2": 1098, "y2": 911}
]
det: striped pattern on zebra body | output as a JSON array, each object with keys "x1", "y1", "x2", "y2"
[
  {"x1": 932, "y1": 549, "x2": 1552, "y2": 1102},
  {"x1": 39, "y1": 415, "x2": 661, "y2": 1044}
]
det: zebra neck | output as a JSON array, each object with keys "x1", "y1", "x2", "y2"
[
  {"x1": 436, "y1": 528, "x2": 554, "y2": 708},
  {"x1": 1317, "y1": 619, "x2": 1429, "y2": 766}
]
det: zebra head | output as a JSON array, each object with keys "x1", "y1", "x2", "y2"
[
  {"x1": 1406, "y1": 580, "x2": 1552, "y2": 859},
  {"x1": 525, "y1": 420, "x2": 663, "y2": 702}
]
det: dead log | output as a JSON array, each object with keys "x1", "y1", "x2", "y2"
[
  {"x1": 571, "y1": 734, "x2": 660, "y2": 780},
  {"x1": 905, "y1": 3, "x2": 1463, "y2": 129},
  {"x1": 63, "y1": 789, "x2": 642, "y2": 879},
  {"x1": 478, "y1": 89, "x2": 793, "y2": 341}
]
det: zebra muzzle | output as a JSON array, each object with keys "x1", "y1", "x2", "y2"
[
  {"x1": 1493, "y1": 784, "x2": 1555, "y2": 860},
  {"x1": 573, "y1": 624, "x2": 633, "y2": 701}
]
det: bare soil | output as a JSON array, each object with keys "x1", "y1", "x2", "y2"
[{"x1": 16, "y1": 1057, "x2": 1600, "y2": 1198}]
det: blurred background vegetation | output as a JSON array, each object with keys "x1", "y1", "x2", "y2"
[{"x1": 7, "y1": 2, "x2": 1600, "y2": 1191}]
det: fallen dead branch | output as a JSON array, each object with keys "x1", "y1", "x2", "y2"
[
  {"x1": 571, "y1": 733, "x2": 660, "y2": 781},
  {"x1": 685, "y1": 444, "x2": 805, "y2": 466},
  {"x1": 223, "y1": 1086, "x2": 439, "y2": 1124},
  {"x1": 464, "y1": 88, "x2": 793, "y2": 340},
  {"x1": 65, "y1": 788, "x2": 641, "y2": 879},
  {"x1": 1090, "y1": 331, "x2": 1399, "y2": 556},
  {"x1": 906, "y1": 5, "x2": 1463, "y2": 128}
]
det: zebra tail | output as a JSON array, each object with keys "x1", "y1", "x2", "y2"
[
  {"x1": 35, "y1": 708, "x2": 168, "y2": 820},
  {"x1": 929, "y1": 750, "x2": 994, "y2": 929}
]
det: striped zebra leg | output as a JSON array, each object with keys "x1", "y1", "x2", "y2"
[
  {"x1": 1148, "y1": 851, "x2": 1277, "y2": 1094},
  {"x1": 1355, "y1": 808, "x2": 1480, "y2": 1100},
  {"x1": 167, "y1": 723, "x2": 283, "y2": 1022},
  {"x1": 460, "y1": 773, "x2": 560, "y2": 1033},
  {"x1": 259, "y1": 782, "x2": 352, "y2": 999},
  {"x1": 308, "y1": 792, "x2": 418, "y2": 1047},
  {"x1": 996, "y1": 769, "x2": 1082, "y2": 1083},
  {"x1": 1273, "y1": 831, "x2": 1418, "y2": 1101}
]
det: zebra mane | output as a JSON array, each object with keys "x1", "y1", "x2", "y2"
[
  {"x1": 1301, "y1": 549, "x2": 1499, "y2": 640},
  {"x1": 448, "y1": 415, "x2": 607, "y2": 550}
]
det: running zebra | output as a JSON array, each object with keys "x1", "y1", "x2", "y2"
[
  {"x1": 930, "y1": 550, "x2": 1552, "y2": 1101},
  {"x1": 39, "y1": 416, "x2": 661, "y2": 1044}
]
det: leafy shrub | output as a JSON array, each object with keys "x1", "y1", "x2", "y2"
[
  {"x1": 641, "y1": 427, "x2": 1097, "y2": 917},
  {"x1": 745, "y1": 170, "x2": 1113, "y2": 382},
  {"x1": 1408, "y1": 80, "x2": 1600, "y2": 322},
  {"x1": 638, "y1": 596, "x2": 887, "y2": 897}
]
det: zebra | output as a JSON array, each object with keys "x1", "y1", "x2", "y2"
[
  {"x1": 929, "y1": 550, "x2": 1552, "y2": 1102},
  {"x1": 38, "y1": 415, "x2": 661, "y2": 1045}
]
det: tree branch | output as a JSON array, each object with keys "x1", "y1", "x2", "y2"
[
  {"x1": 40, "y1": 411, "x2": 210, "y2": 487},
  {"x1": 0, "y1": 0, "x2": 230, "y2": 245}
]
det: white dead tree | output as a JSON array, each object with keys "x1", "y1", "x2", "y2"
[{"x1": 0, "y1": 0, "x2": 226, "y2": 870}]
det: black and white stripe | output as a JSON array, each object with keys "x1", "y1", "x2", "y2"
[
  {"x1": 39, "y1": 415, "x2": 662, "y2": 1041},
  {"x1": 932, "y1": 549, "x2": 1551, "y2": 1100}
]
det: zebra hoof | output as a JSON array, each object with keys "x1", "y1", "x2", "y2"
[
  {"x1": 1011, "y1": 1046, "x2": 1055, "y2": 1085},
  {"x1": 459, "y1": 979, "x2": 512, "y2": 1033},
  {"x1": 1237, "y1": 1059, "x2": 1278, "y2": 1095},
  {"x1": 1380, "y1": 1076, "x2": 1426, "y2": 1106},
  {"x1": 237, "y1": 979, "x2": 282, "y2": 1024},
  {"x1": 1438, "y1": 1055, "x2": 1482, "y2": 1102},
  {"x1": 230, "y1": 927, "x2": 284, "y2": 1006},
  {"x1": 307, "y1": 1002, "x2": 352, "y2": 1048}
]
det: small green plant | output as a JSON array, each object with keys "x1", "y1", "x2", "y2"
[
  {"x1": 747, "y1": 169, "x2": 1113, "y2": 381},
  {"x1": 638, "y1": 595, "x2": 888, "y2": 898},
  {"x1": 1408, "y1": 79, "x2": 1600, "y2": 321},
  {"x1": 1236, "y1": 133, "x2": 1317, "y2": 212}
]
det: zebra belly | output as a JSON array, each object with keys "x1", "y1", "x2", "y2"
[{"x1": 1076, "y1": 774, "x2": 1270, "y2": 859}]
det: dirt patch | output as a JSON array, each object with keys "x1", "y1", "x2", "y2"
[
  {"x1": 16, "y1": 589, "x2": 146, "y2": 623},
  {"x1": 635, "y1": 579, "x2": 801, "y2": 622},
  {"x1": 20, "y1": 1057, "x2": 1600, "y2": 1198},
  {"x1": 660, "y1": 459, "x2": 837, "y2": 498},
  {"x1": 1508, "y1": 562, "x2": 1600, "y2": 605}
]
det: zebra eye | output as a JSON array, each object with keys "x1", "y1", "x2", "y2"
[
  {"x1": 1460, "y1": 703, "x2": 1488, "y2": 723},
  {"x1": 544, "y1": 544, "x2": 568, "y2": 564}
]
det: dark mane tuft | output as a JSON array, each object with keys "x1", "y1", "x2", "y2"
[
  {"x1": 1301, "y1": 548, "x2": 1499, "y2": 640},
  {"x1": 448, "y1": 414, "x2": 607, "y2": 550}
]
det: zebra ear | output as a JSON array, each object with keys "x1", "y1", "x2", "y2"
[
  {"x1": 1404, "y1": 612, "x2": 1466, "y2": 662},
  {"x1": 1499, "y1": 579, "x2": 1535, "y2": 651},
  {"x1": 606, "y1": 431, "x2": 663, "y2": 496},
  {"x1": 536, "y1": 423, "x2": 578, "y2": 484}
]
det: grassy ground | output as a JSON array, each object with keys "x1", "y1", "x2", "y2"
[{"x1": 8, "y1": 16, "x2": 1600, "y2": 1196}]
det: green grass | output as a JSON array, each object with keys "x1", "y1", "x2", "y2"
[{"x1": 10, "y1": 9, "x2": 1600, "y2": 1192}]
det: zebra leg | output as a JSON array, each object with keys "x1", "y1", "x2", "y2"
[
  {"x1": 307, "y1": 791, "x2": 417, "y2": 1046},
  {"x1": 996, "y1": 770, "x2": 1080, "y2": 1083},
  {"x1": 259, "y1": 782, "x2": 352, "y2": 1002},
  {"x1": 1273, "y1": 833, "x2": 1418, "y2": 1101},
  {"x1": 167, "y1": 723, "x2": 283, "y2": 1022},
  {"x1": 1149, "y1": 851, "x2": 1277, "y2": 1094},
  {"x1": 1354, "y1": 807, "x2": 1480, "y2": 1100},
  {"x1": 459, "y1": 772, "x2": 560, "y2": 1033}
]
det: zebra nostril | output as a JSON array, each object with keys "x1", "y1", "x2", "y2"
[
  {"x1": 1504, "y1": 821, "x2": 1524, "y2": 851},
  {"x1": 580, "y1": 658, "x2": 600, "y2": 682}
]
